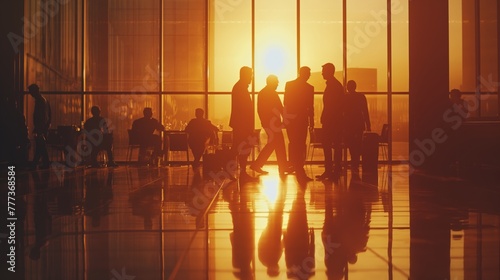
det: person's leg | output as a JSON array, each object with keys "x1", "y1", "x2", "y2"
[
  {"x1": 190, "y1": 143, "x2": 204, "y2": 168},
  {"x1": 33, "y1": 135, "x2": 42, "y2": 166},
  {"x1": 40, "y1": 134, "x2": 50, "y2": 167},
  {"x1": 332, "y1": 131, "x2": 343, "y2": 174},
  {"x1": 321, "y1": 129, "x2": 334, "y2": 177},
  {"x1": 274, "y1": 130, "x2": 289, "y2": 173},
  {"x1": 232, "y1": 129, "x2": 256, "y2": 181},
  {"x1": 251, "y1": 127, "x2": 274, "y2": 172},
  {"x1": 350, "y1": 131, "x2": 363, "y2": 173}
]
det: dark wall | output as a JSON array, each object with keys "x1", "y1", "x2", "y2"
[{"x1": 1, "y1": 1, "x2": 24, "y2": 104}]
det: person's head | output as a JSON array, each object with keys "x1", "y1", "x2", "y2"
[
  {"x1": 322, "y1": 63, "x2": 335, "y2": 80},
  {"x1": 298, "y1": 66, "x2": 311, "y2": 81},
  {"x1": 266, "y1": 74, "x2": 279, "y2": 90},
  {"x1": 346, "y1": 80, "x2": 357, "y2": 93},
  {"x1": 28, "y1": 83, "x2": 40, "y2": 97},
  {"x1": 90, "y1": 106, "x2": 101, "y2": 117},
  {"x1": 143, "y1": 107, "x2": 153, "y2": 119},
  {"x1": 239, "y1": 66, "x2": 253, "y2": 84},
  {"x1": 450, "y1": 89, "x2": 462, "y2": 101},
  {"x1": 195, "y1": 108, "x2": 205, "y2": 118}
]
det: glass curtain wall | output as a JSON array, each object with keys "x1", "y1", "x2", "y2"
[{"x1": 25, "y1": 0, "x2": 500, "y2": 162}]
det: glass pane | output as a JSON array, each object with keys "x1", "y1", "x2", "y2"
[
  {"x1": 392, "y1": 0, "x2": 409, "y2": 92},
  {"x1": 163, "y1": 0, "x2": 206, "y2": 91},
  {"x1": 392, "y1": 94, "x2": 409, "y2": 160},
  {"x1": 479, "y1": 0, "x2": 499, "y2": 117},
  {"x1": 163, "y1": 94, "x2": 205, "y2": 130},
  {"x1": 460, "y1": 0, "x2": 477, "y2": 92},
  {"x1": 209, "y1": 0, "x2": 252, "y2": 91},
  {"x1": 24, "y1": 0, "x2": 82, "y2": 91},
  {"x1": 207, "y1": 94, "x2": 231, "y2": 129},
  {"x1": 86, "y1": 0, "x2": 161, "y2": 91},
  {"x1": 86, "y1": 94, "x2": 160, "y2": 161},
  {"x1": 301, "y1": 0, "x2": 343, "y2": 92},
  {"x1": 449, "y1": 0, "x2": 464, "y2": 90},
  {"x1": 347, "y1": 0, "x2": 388, "y2": 92},
  {"x1": 255, "y1": 0, "x2": 297, "y2": 91}
]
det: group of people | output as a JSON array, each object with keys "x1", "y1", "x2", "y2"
[
  {"x1": 25, "y1": 61, "x2": 373, "y2": 176},
  {"x1": 227, "y1": 63, "x2": 371, "y2": 183}
]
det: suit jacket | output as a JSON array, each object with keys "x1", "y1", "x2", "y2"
[
  {"x1": 229, "y1": 80, "x2": 254, "y2": 133},
  {"x1": 321, "y1": 77, "x2": 344, "y2": 128},
  {"x1": 257, "y1": 85, "x2": 283, "y2": 128},
  {"x1": 284, "y1": 78, "x2": 314, "y2": 126}
]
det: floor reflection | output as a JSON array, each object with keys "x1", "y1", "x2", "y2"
[{"x1": 7, "y1": 164, "x2": 500, "y2": 279}]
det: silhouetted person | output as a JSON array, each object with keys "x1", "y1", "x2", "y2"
[
  {"x1": 258, "y1": 182, "x2": 286, "y2": 277},
  {"x1": 251, "y1": 75, "x2": 289, "y2": 176},
  {"x1": 83, "y1": 106, "x2": 118, "y2": 167},
  {"x1": 284, "y1": 66, "x2": 315, "y2": 183},
  {"x1": 344, "y1": 80, "x2": 371, "y2": 174},
  {"x1": 185, "y1": 108, "x2": 219, "y2": 169},
  {"x1": 29, "y1": 171, "x2": 52, "y2": 260},
  {"x1": 29, "y1": 84, "x2": 51, "y2": 169},
  {"x1": 449, "y1": 88, "x2": 469, "y2": 119},
  {"x1": 318, "y1": 63, "x2": 345, "y2": 181},
  {"x1": 131, "y1": 107, "x2": 165, "y2": 165},
  {"x1": 284, "y1": 187, "x2": 315, "y2": 279},
  {"x1": 230, "y1": 66, "x2": 258, "y2": 182}
]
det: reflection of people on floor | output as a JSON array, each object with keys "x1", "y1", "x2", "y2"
[
  {"x1": 185, "y1": 108, "x2": 219, "y2": 169},
  {"x1": 84, "y1": 170, "x2": 114, "y2": 228},
  {"x1": 128, "y1": 174, "x2": 161, "y2": 230},
  {"x1": 131, "y1": 107, "x2": 165, "y2": 165},
  {"x1": 284, "y1": 186, "x2": 315, "y2": 279},
  {"x1": 225, "y1": 182, "x2": 255, "y2": 279},
  {"x1": 258, "y1": 182, "x2": 286, "y2": 277},
  {"x1": 322, "y1": 176, "x2": 375, "y2": 279},
  {"x1": 30, "y1": 171, "x2": 52, "y2": 260},
  {"x1": 83, "y1": 106, "x2": 118, "y2": 167}
]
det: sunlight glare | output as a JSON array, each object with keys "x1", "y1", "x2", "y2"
[{"x1": 260, "y1": 176, "x2": 281, "y2": 207}]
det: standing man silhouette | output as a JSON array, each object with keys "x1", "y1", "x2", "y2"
[
  {"x1": 284, "y1": 66, "x2": 314, "y2": 183},
  {"x1": 251, "y1": 74, "x2": 289, "y2": 176},
  {"x1": 318, "y1": 63, "x2": 345, "y2": 180},
  {"x1": 230, "y1": 66, "x2": 258, "y2": 182},
  {"x1": 344, "y1": 80, "x2": 371, "y2": 174},
  {"x1": 29, "y1": 84, "x2": 51, "y2": 169}
]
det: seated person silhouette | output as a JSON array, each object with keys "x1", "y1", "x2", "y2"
[
  {"x1": 83, "y1": 106, "x2": 118, "y2": 167},
  {"x1": 131, "y1": 107, "x2": 165, "y2": 165},
  {"x1": 184, "y1": 108, "x2": 219, "y2": 169}
]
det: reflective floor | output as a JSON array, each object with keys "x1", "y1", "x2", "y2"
[{"x1": 2, "y1": 163, "x2": 500, "y2": 280}]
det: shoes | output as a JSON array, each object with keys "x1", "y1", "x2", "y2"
[
  {"x1": 315, "y1": 172, "x2": 332, "y2": 180},
  {"x1": 239, "y1": 172, "x2": 259, "y2": 183},
  {"x1": 250, "y1": 164, "x2": 269, "y2": 174},
  {"x1": 297, "y1": 175, "x2": 313, "y2": 184},
  {"x1": 279, "y1": 166, "x2": 294, "y2": 176}
]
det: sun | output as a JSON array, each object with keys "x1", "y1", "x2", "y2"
[{"x1": 262, "y1": 45, "x2": 286, "y2": 75}]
